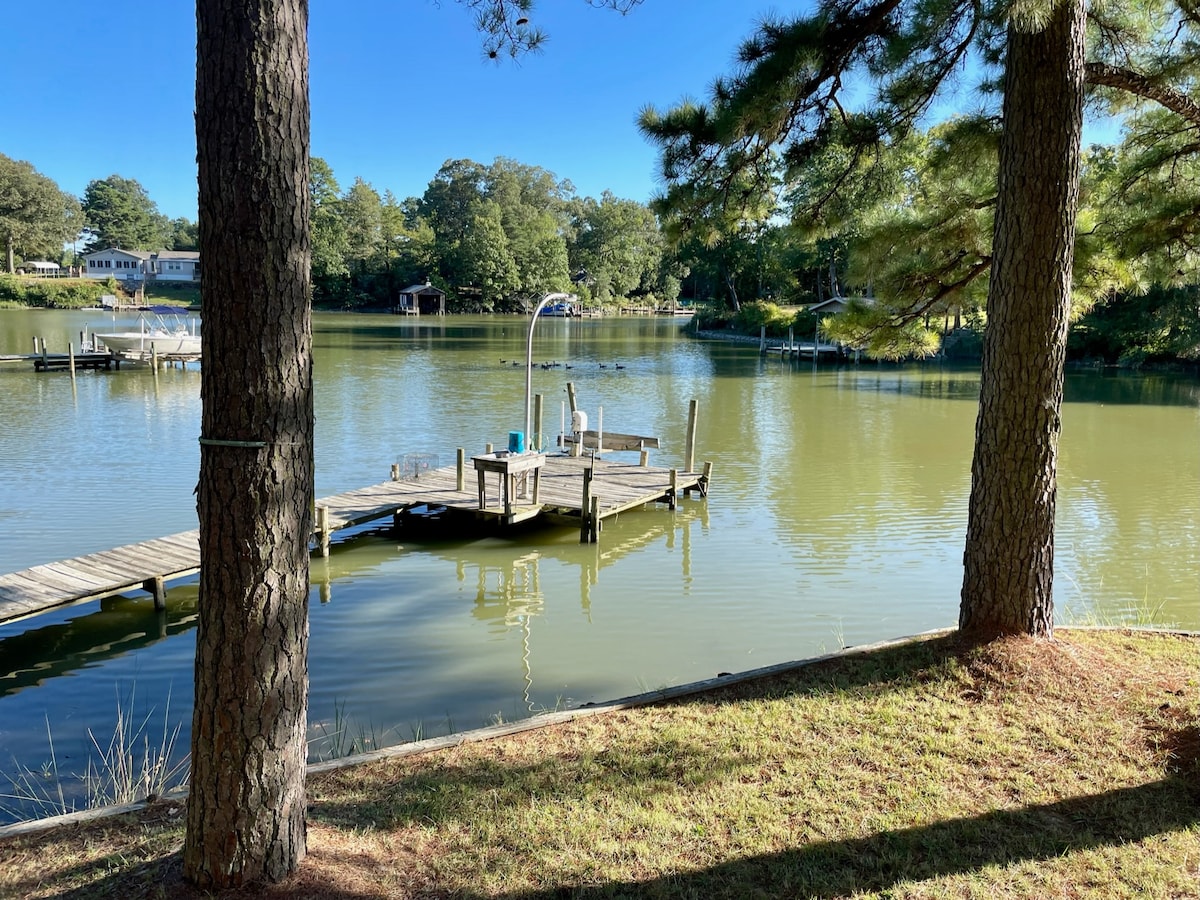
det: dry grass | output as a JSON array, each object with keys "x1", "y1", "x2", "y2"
[{"x1": 1, "y1": 629, "x2": 1196, "y2": 899}]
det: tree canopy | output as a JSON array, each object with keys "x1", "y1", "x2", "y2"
[
  {"x1": 640, "y1": 0, "x2": 1198, "y2": 641},
  {"x1": 82, "y1": 174, "x2": 171, "y2": 251},
  {"x1": 0, "y1": 154, "x2": 80, "y2": 273}
]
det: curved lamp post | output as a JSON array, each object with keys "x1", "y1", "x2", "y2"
[{"x1": 524, "y1": 292, "x2": 570, "y2": 451}]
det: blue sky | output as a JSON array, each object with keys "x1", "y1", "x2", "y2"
[
  {"x1": 5, "y1": 1, "x2": 1123, "y2": 224},
  {"x1": 3, "y1": 1, "x2": 814, "y2": 221}
]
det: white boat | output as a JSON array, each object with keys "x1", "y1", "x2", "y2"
[{"x1": 96, "y1": 314, "x2": 201, "y2": 359}]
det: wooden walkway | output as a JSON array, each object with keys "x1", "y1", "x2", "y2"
[{"x1": 0, "y1": 454, "x2": 708, "y2": 628}]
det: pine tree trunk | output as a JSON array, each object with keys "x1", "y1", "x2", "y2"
[
  {"x1": 960, "y1": 0, "x2": 1086, "y2": 639},
  {"x1": 185, "y1": 0, "x2": 312, "y2": 887}
]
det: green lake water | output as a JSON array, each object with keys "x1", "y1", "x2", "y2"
[{"x1": 0, "y1": 309, "x2": 1196, "y2": 821}]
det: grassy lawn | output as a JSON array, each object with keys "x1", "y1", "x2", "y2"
[
  {"x1": 1, "y1": 628, "x2": 1196, "y2": 899},
  {"x1": 141, "y1": 282, "x2": 201, "y2": 308}
]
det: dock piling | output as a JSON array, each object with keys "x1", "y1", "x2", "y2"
[
  {"x1": 316, "y1": 505, "x2": 331, "y2": 557},
  {"x1": 580, "y1": 461, "x2": 594, "y2": 543},
  {"x1": 684, "y1": 398, "x2": 698, "y2": 474},
  {"x1": 456, "y1": 448, "x2": 465, "y2": 491},
  {"x1": 142, "y1": 575, "x2": 166, "y2": 611},
  {"x1": 669, "y1": 468, "x2": 678, "y2": 510}
]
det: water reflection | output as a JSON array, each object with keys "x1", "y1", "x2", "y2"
[{"x1": 0, "y1": 589, "x2": 197, "y2": 699}]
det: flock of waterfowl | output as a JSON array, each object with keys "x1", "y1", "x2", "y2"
[{"x1": 499, "y1": 359, "x2": 626, "y2": 370}]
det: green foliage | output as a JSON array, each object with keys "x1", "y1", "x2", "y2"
[
  {"x1": 0, "y1": 274, "x2": 112, "y2": 309},
  {"x1": 821, "y1": 297, "x2": 942, "y2": 360},
  {"x1": 732, "y1": 300, "x2": 793, "y2": 336},
  {"x1": 568, "y1": 190, "x2": 663, "y2": 300},
  {"x1": 1069, "y1": 284, "x2": 1200, "y2": 365},
  {"x1": 689, "y1": 300, "x2": 734, "y2": 330},
  {"x1": 0, "y1": 154, "x2": 80, "y2": 270},
  {"x1": 640, "y1": 0, "x2": 1200, "y2": 366},
  {"x1": 82, "y1": 175, "x2": 170, "y2": 250}
]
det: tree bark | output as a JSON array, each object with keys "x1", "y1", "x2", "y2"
[
  {"x1": 185, "y1": 0, "x2": 312, "y2": 888},
  {"x1": 960, "y1": 0, "x2": 1086, "y2": 639}
]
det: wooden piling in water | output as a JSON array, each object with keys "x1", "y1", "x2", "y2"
[
  {"x1": 142, "y1": 575, "x2": 166, "y2": 611},
  {"x1": 685, "y1": 398, "x2": 698, "y2": 474},
  {"x1": 456, "y1": 448, "x2": 465, "y2": 491},
  {"x1": 316, "y1": 505, "x2": 331, "y2": 557},
  {"x1": 580, "y1": 461, "x2": 593, "y2": 543}
]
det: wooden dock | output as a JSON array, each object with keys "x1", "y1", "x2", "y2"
[
  {"x1": 0, "y1": 454, "x2": 709, "y2": 628},
  {"x1": 0, "y1": 352, "x2": 121, "y2": 371},
  {"x1": 768, "y1": 341, "x2": 844, "y2": 360}
]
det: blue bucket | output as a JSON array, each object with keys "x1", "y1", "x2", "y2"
[{"x1": 508, "y1": 431, "x2": 525, "y2": 454}]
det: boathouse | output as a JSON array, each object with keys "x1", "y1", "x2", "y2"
[{"x1": 396, "y1": 282, "x2": 446, "y2": 315}]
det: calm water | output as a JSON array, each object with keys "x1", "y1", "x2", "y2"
[{"x1": 0, "y1": 310, "x2": 1197, "y2": 821}]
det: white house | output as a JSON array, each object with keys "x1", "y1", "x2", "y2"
[
  {"x1": 83, "y1": 248, "x2": 200, "y2": 282},
  {"x1": 84, "y1": 248, "x2": 152, "y2": 280},
  {"x1": 149, "y1": 250, "x2": 201, "y2": 281}
]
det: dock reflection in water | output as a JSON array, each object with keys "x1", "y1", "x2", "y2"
[{"x1": 0, "y1": 588, "x2": 198, "y2": 700}]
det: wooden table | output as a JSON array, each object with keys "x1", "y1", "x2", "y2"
[{"x1": 472, "y1": 451, "x2": 546, "y2": 516}]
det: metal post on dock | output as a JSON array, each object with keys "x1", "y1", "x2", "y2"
[
  {"x1": 668, "y1": 468, "x2": 678, "y2": 510},
  {"x1": 684, "y1": 398, "x2": 698, "y2": 474},
  {"x1": 68, "y1": 342, "x2": 76, "y2": 379},
  {"x1": 456, "y1": 448, "x2": 465, "y2": 491},
  {"x1": 596, "y1": 405, "x2": 604, "y2": 457},
  {"x1": 533, "y1": 392, "x2": 544, "y2": 452}
]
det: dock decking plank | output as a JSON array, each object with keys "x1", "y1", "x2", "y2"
[{"x1": 1, "y1": 453, "x2": 709, "y2": 627}]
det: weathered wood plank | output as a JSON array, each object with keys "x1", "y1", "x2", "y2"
[{"x1": 1, "y1": 453, "x2": 709, "y2": 627}]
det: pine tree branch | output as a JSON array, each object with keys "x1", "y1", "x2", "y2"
[{"x1": 1086, "y1": 61, "x2": 1200, "y2": 128}]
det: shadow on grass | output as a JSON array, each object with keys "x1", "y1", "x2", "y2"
[
  {"x1": 311, "y1": 731, "x2": 749, "y2": 831},
  {"x1": 476, "y1": 778, "x2": 1199, "y2": 900},
  {"x1": 8, "y1": 632, "x2": 1195, "y2": 899},
  {"x1": 24, "y1": 777, "x2": 1196, "y2": 900}
]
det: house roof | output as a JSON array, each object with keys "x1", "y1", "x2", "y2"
[
  {"x1": 155, "y1": 250, "x2": 200, "y2": 260},
  {"x1": 24, "y1": 261, "x2": 60, "y2": 269},
  {"x1": 400, "y1": 283, "x2": 445, "y2": 294},
  {"x1": 809, "y1": 297, "x2": 850, "y2": 312},
  {"x1": 85, "y1": 248, "x2": 152, "y2": 260}
]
